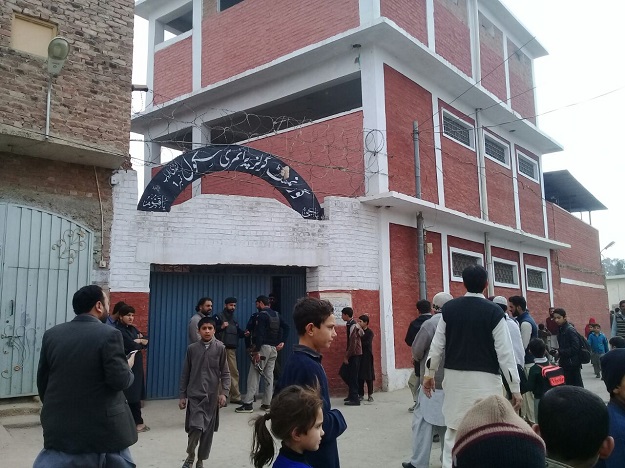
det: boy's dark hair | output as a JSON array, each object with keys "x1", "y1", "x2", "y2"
[
  {"x1": 508, "y1": 295, "x2": 527, "y2": 311},
  {"x1": 552, "y1": 308, "x2": 566, "y2": 318},
  {"x1": 293, "y1": 297, "x2": 333, "y2": 335},
  {"x1": 538, "y1": 386, "x2": 609, "y2": 463},
  {"x1": 609, "y1": 336, "x2": 625, "y2": 348},
  {"x1": 528, "y1": 338, "x2": 545, "y2": 358},
  {"x1": 341, "y1": 307, "x2": 353, "y2": 318},
  {"x1": 619, "y1": 299, "x2": 625, "y2": 308},
  {"x1": 72, "y1": 285, "x2": 105, "y2": 315},
  {"x1": 462, "y1": 265, "x2": 488, "y2": 293},
  {"x1": 538, "y1": 323, "x2": 545, "y2": 330},
  {"x1": 256, "y1": 295, "x2": 270, "y2": 306},
  {"x1": 195, "y1": 297, "x2": 212, "y2": 312},
  {"x1": 118, "y1": 304, "x2": 136, "y2": 317},
  {"x1": 112, "y1": 301, "x2": 126, "y2": 316},
  {"x1": 198, "y1": 316, "x2": 217, "y2": 330},
  {"x1": 358, "y1": 314, "x2": 369, "y2": 324},
  {"x1": 416, "y1": 300, "x2": 431, "y2": 314}
]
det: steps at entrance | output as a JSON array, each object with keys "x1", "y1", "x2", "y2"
[{"x1": 0, "y1": 397, "x2": 41, "y2": 428}]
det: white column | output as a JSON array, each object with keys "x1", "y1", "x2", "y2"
[
  {"x1": 360, "y1": 46, "x2": 389, "y2": 195},
  {"x1": 511, "y1": 149, "x2": 521, "y2": 229},
  {"x1": 143, "y1": 140, "x2": 162, "y2": 191},
  {"x1": 358, "y1": 0, "x2": 379, "y2": 24},
  {"x1": 467, "y1": 0, "x2": 481, "y2": 83},
  {"x1": 377, "y1": 208, "x2": 396, "y2": 390},
  {"x1": 191, "y1": 125, "x2": 209, "y2": 197},
  {"x1": 426, "y1": 0, "x2": 436, "y2": 50},
  {"x1": 146, "y1": 19, "x2": 164, "y2": 109},
  {"x1": 441, "y1": 233, "x2": 450, "y2": 291},
  {"x1": 431, "y1": 94, "x2": 445, "y2": 206},
  {"x1": 503, "y1": 35, "x2": 511, "y2": 106},
  {"x1": 192, "y1": 0, "x2": 203, "y2": 91}
]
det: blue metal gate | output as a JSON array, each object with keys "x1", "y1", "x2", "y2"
[{"x1": 146, "y1": 266, "x2": 306, "y2": 399}]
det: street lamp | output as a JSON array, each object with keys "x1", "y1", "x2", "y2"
[
  {"x1": 600, "y1": 241, "x2": 616, "y2": 254},
  {"x1": 45, "y1": 37, "x2": 70, "y2": 139}
]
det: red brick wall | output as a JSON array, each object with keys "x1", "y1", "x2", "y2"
[
  {"x1": 0, "y1": 0, "x2": 134, "y2": 155},
  {"x1": 523, "y1": 253, "x2": 550, "y2": 316},
  {"x1": 201, "y1": 112, "x2": 365, "y2": 203},
  {"x1": 507, "y1": 39, "x2": 536, "y2": 123},
  {"x1": 434, "y1": 0, "x2": 472, "y2": 77},
  {"x1": 448, "y1": 236, "x2": 484, "y2": 297},
  {"x1": 547, "y1": 203, "x2": 609, "y2": 331},
  {"x1": 478, "y1": 13, "x2": 506, "y2": 101},
  {"x1": 439, "y1": 102, "x2": 480, "y2": 217},
  {"x1": 308, "y1": 290, "x2": 382, "y2": 395},
  {"x1": 485, "y1": 133, "x2": 515, "y2": 228},
  {"x1": 515, "y1": 147, "x2": 544, "y2": 236},
  {"x1": 390, "y1": 223, "x2": 420, "y2": 369},
  {"x1": 153, "y1": 37, "x2": 192, "y2": 105},
  {"x1": 381, "y1": 0, "x2": 428, "y2": 45},
  {"x1": 201, "y1": 0, "x2": 359, "y2": 87},
  {"x1": 384, "y1": 66, "x2": 438, "y2": 203}
]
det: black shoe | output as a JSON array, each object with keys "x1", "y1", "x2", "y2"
[
  {"x1": 344, "y1": 400, "x2": 360, "y2": 406},
  {"x1": 235, "y1": 404, "x2": 253, "y2": 413},
  {"x1": 432, "y1": 434, "x2": 440, "y2": 443},
  {"x1": 359, "y1": 395, "x2": 364, "y2": 401},
  {"x1": 343, "y1": 397, "x2": 350, "y2": 401},
  {"x1": 402, "y1": 463, "x2": 416, "y2": 468},
  {"x1": 260, "y1": 404, "x2": 271, "y2": 411}
]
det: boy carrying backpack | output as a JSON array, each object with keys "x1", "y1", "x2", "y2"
[{"x1": 527, "y1": 338, "x2": 565, "y2": 421}]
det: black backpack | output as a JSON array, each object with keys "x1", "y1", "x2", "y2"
[{"x1": 575, "y1": 330, "x2": 592, "y2": 364}]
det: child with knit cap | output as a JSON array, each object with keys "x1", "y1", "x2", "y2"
[
  {"x1": 452, "y1": 394, "x2": 545, "y2": 467},
  {"x1": 596, "y1": 349, "x2": 625, "y2": 467}
]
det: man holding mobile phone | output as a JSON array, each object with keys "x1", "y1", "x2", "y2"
[{"x1": 35, "y1": 285, "x2": 137, "y2": 467}]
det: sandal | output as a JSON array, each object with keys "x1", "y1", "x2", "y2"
[
  {"x1": 137, "y1": 425, "x2": 151, "y2": 432},
  {"x1": 367, "y1": 396, "x2": 374, "y2": 402}
]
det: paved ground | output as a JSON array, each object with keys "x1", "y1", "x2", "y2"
[{"x1": 0, "y1": 364, "x2": 608, "y2": 468}]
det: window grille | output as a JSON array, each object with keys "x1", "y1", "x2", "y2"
[
  {"x1": 452, "y1": 252, "x2": 479, "y2": 278},
  {"x1": 518, "y1": 156, "x2": 536, "y2": 179},
  {"x1": 527, "y1": 269, "x2": 545, "y2": 290},
  {"x1": 443, "y1": 115, "x2": 472, "y2": 147},
  {"x1": 494, "y1": 261, "x2": 517, "y2": 285},
  {"x1": 485, "y1": 138, "x2": 507, "y2": 164}
]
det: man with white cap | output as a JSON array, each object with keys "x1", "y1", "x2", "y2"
[
  {"x1": 422, "y1": 265, "x2": 521, "y2": 468},
  {"x1": 403, "y1": 291, "x2": 453, "y2": 468}
]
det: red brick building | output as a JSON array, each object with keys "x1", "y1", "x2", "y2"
[
  {"x1": 0, "y1": 0, "x2": 134, "y2": 398},
  {"x1": 122, "y1": 0, "x2": 608, "y2": 396}
]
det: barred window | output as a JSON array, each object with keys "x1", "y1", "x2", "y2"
[
  {"x1": 494, "y1": 261, "x2": 518, "y2": 286},
  {"x1": 443, "y1": 114, "x2": 473, "y2": 148},
  {"x1": 485, "y1": 137, "x2": 508, "y2": 165},
  {"x1": 518, "y1": 154, "x2": 537, "y2": 180},
  {"x1": 527, "y1": 268, "x2": 546, "y2": 290},
  {"x1": 452, "y1": 252, "x2": 480, "y2": 278}
]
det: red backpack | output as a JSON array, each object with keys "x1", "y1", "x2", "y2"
[{"x1": 541, "y1": 364, "x2": 565, "y2": 388}]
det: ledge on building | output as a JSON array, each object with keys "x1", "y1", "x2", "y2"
[
  {"x1": 0, "y1": 123, "x2": 126, "y2": 169},
  {"x1": 360, "y1": 191, "x2": 570, "y2": 252}
]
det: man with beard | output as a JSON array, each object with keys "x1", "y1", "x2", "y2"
[
  {"x1": 34, "y1": 285, "x2": 137, "y2": 467},
  {"x1": 509, "y1": 295, "x2": 538, "y2": 422},
  {"x1": 214, "y1": 297, "x2": 245, "y2": 403}
]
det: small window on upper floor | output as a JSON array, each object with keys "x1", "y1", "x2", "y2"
[
  {"x1": 157, "y1": 5, "x2": 193, "y2": 44},
  {"x1": 526, "y1": 266, "x2": 548, "y2": 293},
  {"x1": 517, "y1": 153, "x2": 539, "y2": 182},
  {"x1": 450, "y1": 247, "x2": 484, "y2": 281},
  {"x1": 220, "y1": 0, "x2": 245, "y2": 11},
  {"x1": 493, "y1": 258, "x2": 519, "y2": 287},
  {"x1": 11, "y1": 14, "x2": 57, "y2": 57},
  {"x1": 484, "y1": 135, "x2": 510, "y2": 167},
  {"x1": 443, "y1": 112, "x2": 475, "y2": 149}
]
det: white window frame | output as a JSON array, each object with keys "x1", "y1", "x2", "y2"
[
  {"x1": 450, "y1": 247, "x2": 484, "y2": 282},
  {"x1": 517, "y1": 151, "x2": 539, "y2": 183},
  {"x1": 442, "y1": 110, "x2": 475, "y2": 150},
  {"x1": 483, "y1": 132, "x2": 510, "y2": 168},
  {"x1": 492, "y1": 257, "x2": 519, "y2": 287},
  {"x1": 526, "y1": 266, "x2": 548, "y2": 293}
]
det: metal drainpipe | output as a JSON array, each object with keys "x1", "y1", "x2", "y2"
[
  {"x1": 475, "y1": 110, "x2": 494, "y2": 295},
  {"x1": 414, "y1": 121, "x2": 427, "y2": 300}
]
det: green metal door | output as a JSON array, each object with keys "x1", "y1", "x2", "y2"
[{"x1": 0, "y1": 204, "x2": 93, "y2": 398}]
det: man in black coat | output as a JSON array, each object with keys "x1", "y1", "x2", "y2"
[
  {"x1": 551, "y1": 308, "x2": 584, "y2": 387},
  {"x1": 34, "y1": 285, "x2": 137, "y2": 467}
]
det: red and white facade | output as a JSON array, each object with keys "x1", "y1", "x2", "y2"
[{"x1": 122, "y1": 0, "x2": 608, "y2": 393}]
